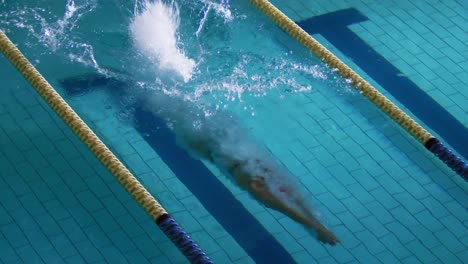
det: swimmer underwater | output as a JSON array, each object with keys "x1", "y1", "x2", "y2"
[{"x1": 60, "y1": 72, "x2": 341, "y2": 246}]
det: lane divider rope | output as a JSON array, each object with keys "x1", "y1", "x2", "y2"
[
  {"x1": 248, "y1": 0, "x2": 467, "y2": 180},
  {"x1": 0, "y1": 30, "x2": 214, "y2": 264}
]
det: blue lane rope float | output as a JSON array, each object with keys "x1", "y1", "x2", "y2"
[
  {"x1": 157, "y1": 215, "x2": 213, "y2": 263},
  {"x1": 0, "y1": 30, "x2": 214, "y2": 264},
  {"x1": 248, "y1": 0, "x2": 468, "y2": 180},
  {"x1": 425, "y1": 138, "x2": 468, "y2": 180}
]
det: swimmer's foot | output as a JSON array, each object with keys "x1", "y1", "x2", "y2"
[{"x1": 317, "y1": 229, "x2": 341, "y2": 246}]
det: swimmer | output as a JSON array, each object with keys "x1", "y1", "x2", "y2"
[
  {"x1": 215, "y1": 155, "x2": 340, "y2": 246},
  {"x1": 59, "y1": 72, "x2": 341, "y2": 245},
  {"x1": 185, "y1": 135, "x2": 340, "y2": 246}
]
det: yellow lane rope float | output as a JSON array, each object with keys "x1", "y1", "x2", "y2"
[
  {"x1": 0, "y1": 30, "x2": 213, "y2": 264},
  {"x1": 249, "y1": 0, "x2": 467, "y2": 180}
]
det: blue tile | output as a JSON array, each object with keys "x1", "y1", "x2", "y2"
[
  {"x1": 321, "y1": 178, "x2": 351, "y2": 199},
  {"x1": 375, "y1": 250, "x2": 399, "y2": 264},
  {"x1": 444, "y1": 201, "x2": 468, "y2": 221},
  {"x1": 301, "y1": 174, "x2": 327, "y2": 196},
  {"x1": 217, "y1": 235, "x2": 248, "y2": 261},
  {"x1": 26, "y1": 228, "x2": 55, "y2": 253},
  {"x1": 278, "y1": 215, "x2": 307, "y2": 239},
  {"x1": 108, "y1": 229, "x2": 137, "y2": 253},
  {"x1": 297, "y1": 236, "x2": 328, "y2": 259},
  {"x1": 401, "y1": 256, "x2": 423, "y2": 264},
  {"x1": 5, "y1": 175, "x2": 31, "y2": 196},
  {"x1": 371, "y1": 187, "x2": 399, "y2": 210},
  {"x1": 365, "y1": 201, "x2": 394, "y2": 225},
  {"x1": 117, "y1": 214, "x2": 146, "y2": 238},
  {"x1": 11, "y1": 207, "x2": 40, "y2": 232},
  {"x1": 414, "y1": 211, "x2": 444, "y2": 232},
  {"x1": 399, "y1": 178, "x2": 429, "y2": 199},
  {"x1": 75, "y1": 190, "x2": 104, "y2": 212},
  {"x1": 58, "y1": 218, "x2": 87, "y2": 243},
  {"x1": 44, "y1": 199, "x2": 70, "y2": 221},
  {"x1": 431, "y1": 245, "x2": 463, "y2": 264},
  {"x1": 347, "y1": 183, "x2": 374, "y2": 204},
  {"x1": 16, "y1": 245, "x2": 44, "y2": 264},
  {"x1": 440, "y1": 214, "x2": 467, "y2": 239},
  {"x1": 38, "y1": 167, "x2": 64, "y2": 188},
  {"x1": 405, "y1": 240, "x2": 437, "y2": 263},
  {"x1": 54, "y1": 138, "x2": 81, "y2": 160},
  {"x1": 0, "y1": 239, "x2": 19, "y2": 263},
  {"x1": 101, "y1": 245, "x2": 127, "y2": 264},
  {"x1": 74, "y1": 240, "x2": 104, "y2": 263},
  {"x1": 310, "y1": 162, "x2": 338, "y2": 181},
  {"x1": 132, "y1": 234, "x2": 163, "y2": 259},
  {"x1": 82, "y1": 174, "x2": 112, "y2": 199},
  {"x1": 30, "y1": 180, "x2": 55, "y2": 202},
  {"x1": 421, "y1": 196, "x2": 450, "y2": 218},
  {"x1": 385, "y1": 221, "x2": 415, "y2": 244},
  {"x1": 456, "y1": 249, "x2": 468, "y2": 264},
  {"x1": 100, "y1": 195, "x2": 128, "y2": 218},
  {"x1": 380, "y1": 233, "x2": 411, "y2": 259},
  {"x1": 354, "y1": 230, "x2": 385, "y2": 254},
  {"x1": 312, "y1": 146, "x2": 337, "y2": 167},
  {"x1": 434, "y1": 229, "x2": 465, "y2": 253},
  {"x1": 126, "y1": 250, "x2": 151, "y2": 264},
  {"x1": 393, "y1": 192, "x2": 424, "y2": 214},
  {"x1": 47, "y1": 154, "x2": 73, "y2": 174},
  {"x1": 316, "y1": 256, "x2": 339, "y2": 264},
  {"x1": 52, "y1": 185, "x2": 79, "y2": 208},
  {"x1": 291, "y1": 251, "x2": 318, "y2": 264},
  {"x1": 378, "y1": 175, "x2": 404, "y2": 194},
  {"x1": 352, "y1": 244, "x2": 379, "y2": 263},
  {"x1": 67, "y1": 158, "x2": 98, "y2": 181},
  {"x1": 158, "y1": 240, "x2": 187, "y2": 263},
  {"x1": 24, "y1": 149, "x2": 48, "y2": 170},
  {"x1": 390, "y1": 206, "x2": 419, "y2": 227},
  {"x1": 61, "y1": 170, "x2": 88, "y2": 194},
  {"x1": 14, "y1": 162, "x2": 40, "y2": 183},
  {"x1": 410, "y1": 225, "x2": 440, "y2": 249},
  {"x1": 163, "y1": 177, "x2": 192, "y2": 200},
  {"x1": 70, "y1": 206, "x2": 95, "y2": 228},
  {"x1": 123, "y1": 153, "x2": 152, "y2": 175},
  {"x1": 336, "y1": 211, "x2": 365, "y2": 233},
  {"x1": 82, "y1": 225, "x2": 112, "y2": 249},
  {"x1": 360, "y1": 215, "x2": 388, "y2": 238},
  {"x1": 50, "y1": 234, "x2": 77, "y2": 258},
  {"x1": 351, "y1": 169, "x2": 379, "y2": 191},
  {"x1": 1, "y1": 222, "x2": 28, "y2": 248},
  {"x1": 10, "y1": 130, "x2": 34, "y2": 151},
  {"x1": 131, "y1": 140, "x2": 158, "y2": 161},
  {"x1": 1, "y1": 188, "x2": 23, "y2": 211},
  {"x1": 341, "y1": 197, "x2": 370, "y2": 218},
  {"x1": 190, "y1": 230, "x2": 221, "y2": 255},
  {"x1": 92, "y1": 209, "x2": 120, "y2": 233},
  {"x1": 326, "y1": 244, "x2": 355, "y2": 263},
  {"x1": 316, "y1": 192, "x2": 347, "y2": 214},
  {"x1": 0, "y1": 205, "x2": 12, "y2": 225},
  {"x1": 423, "y1": 183, "x2": 453, "y2": 203},
  {"x1": 210, "y1": 250, "x2": 232, "y2": 264}
]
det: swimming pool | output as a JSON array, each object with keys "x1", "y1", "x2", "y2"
[{"x1": 1, "y1": 0, "x2": 466, "y2": 263}]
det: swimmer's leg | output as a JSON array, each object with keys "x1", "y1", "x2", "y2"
[
  {"x1": 293, "y1": 197, "x2": 340, "y2": 245},
  {"x1": 246, "y1": 177, "x2": 340, "y2": 245}
]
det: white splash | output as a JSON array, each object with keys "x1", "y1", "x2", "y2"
[{"x1": 130, "y1": 0, "x2": 196, "y2": 82}]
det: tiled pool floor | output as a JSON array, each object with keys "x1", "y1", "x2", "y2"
[{"x1": 1, "y1": 0, "x2": 467, "y2": 263}]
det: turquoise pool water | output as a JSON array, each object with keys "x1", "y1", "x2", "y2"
[{"x1": 1, "y1": 0, "x2": 466, "y2": 263}]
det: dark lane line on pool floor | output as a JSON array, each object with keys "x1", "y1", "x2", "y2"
[
  {"x1": 297, "y1": 8, "x2": 468, "y2": 160},
  {"x1": 134, "y1": 105, "x2": 295, "y2": 264}
]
